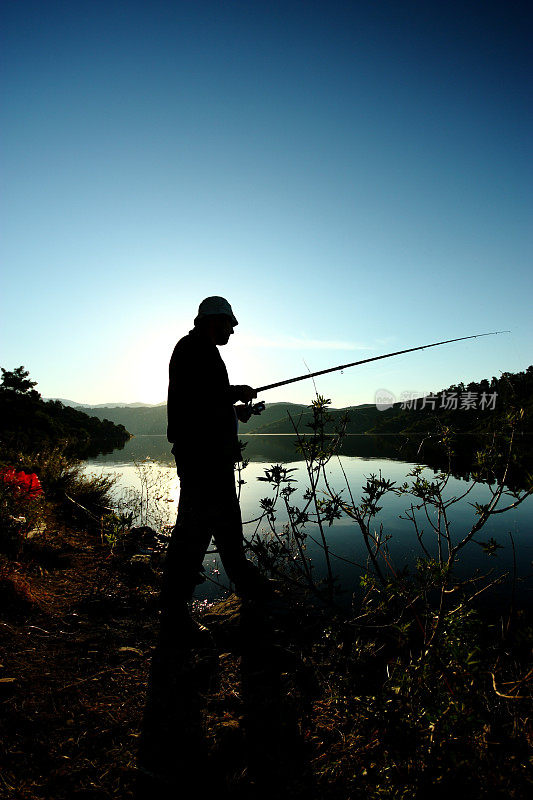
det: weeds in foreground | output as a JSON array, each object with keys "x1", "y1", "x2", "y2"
[
  {"x1": 238, "y1": 396, "x2": 533, "y2": 796},
  {"x1": 245, "y1": 396, "x2": 532, "y2": 624},
  {"x1": 0, "y1": 445, "x2": 117, "y2": 553},
  {"x1": 113, "y1": 458, "x2": 175, "y2": 534}
]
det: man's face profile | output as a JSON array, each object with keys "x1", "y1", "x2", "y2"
[{"x1": 212, "y1": 316, "x2": 234, "y2": 346}]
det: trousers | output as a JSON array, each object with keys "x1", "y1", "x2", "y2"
[{"x1": 158, "y1": 459, "x2": 258, "y2": 629}]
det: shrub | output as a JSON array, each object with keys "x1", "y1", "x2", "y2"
[{"x1": 0, "y1": 467, "x2": 44, "y2": 554}]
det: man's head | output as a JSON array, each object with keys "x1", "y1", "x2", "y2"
[{"x1": 194, "y1": 296, "x2": 238, "y2": 346}]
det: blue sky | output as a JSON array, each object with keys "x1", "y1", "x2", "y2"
[{"x1": 2, "y1": 0, "x2": 531, "y2": 406}]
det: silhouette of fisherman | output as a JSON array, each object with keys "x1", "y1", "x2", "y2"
[{"x1": 159, "y1": 296, "x2": 269, "y2": 646}]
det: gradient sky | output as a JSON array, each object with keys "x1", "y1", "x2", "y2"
[{"x1": 2, "y1": 0, "x2": 531, "y2": 407}]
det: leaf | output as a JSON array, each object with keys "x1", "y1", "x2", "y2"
[
  {"x1": 479, "y1": 538, "x2": 503, "y2": 556},
  {"x1": 117, "y1": 647, "x2": 143, "y2": 656}
]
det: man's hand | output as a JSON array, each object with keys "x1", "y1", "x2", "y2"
[
  {"x1": 235, "y1": 385, "x2": 257, "y2": 403},
  {"x1": 235, "y1": 404, "x2": 253, "y2": 423}
]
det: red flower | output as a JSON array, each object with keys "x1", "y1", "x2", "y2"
[{"x1": 0, "y1": 467, "x2": 43, "y2": 501}]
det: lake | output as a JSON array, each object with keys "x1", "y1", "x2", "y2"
[{"x1": 84, "y1": 434, "x2": 533, "y2": 609}]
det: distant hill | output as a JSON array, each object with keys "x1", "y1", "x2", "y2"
[
  {"x1": 366, "y1": 366, "x2": 533, "y2": 436},
  {"x1": 245, "y1": 403, "x2": 383, "y2": 434},
  {"x1": 55, "y1": 365, "x2": 533, "y2": 439},
  {"x1": 76, "y1": 400, "x2": 384, "y2": 436},
  {"x1": 79, "y1": 404, "x2": 168, "y2": 435},
  {"x1": 249, "y1": 368, "x2": 533, "y2": 436},
  {"x1": 45, "y1": 398, "x2": 164, "y2": 409},
  {"x1": 246, "y1": 403, "x2": 309, "y2": 432},
  {"x1": 77, "y1": 402, "x2": 311, "y2": 436}
]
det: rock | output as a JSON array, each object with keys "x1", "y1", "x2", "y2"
[
  {"x1": 129, "y1": 526, "x2": 159, "y2": 545},
  {"x1": 125, "y1": 554, "x2": 159, "y2": 584}
]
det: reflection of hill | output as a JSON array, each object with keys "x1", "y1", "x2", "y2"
[
  {"x1": 85, "y1": 434, "x2": 176, "y2": 466},
  {"x1": 338, "y1": 433, "x2": 533, "y2": 492},
  {"x1": 86, "y1": 434, "x2": 307, "y2": 466},
  {"x1": 85, "y1": 431, "x2": 532, "y2": 492}
]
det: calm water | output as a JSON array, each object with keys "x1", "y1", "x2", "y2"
[{"x1": 84, "y1": 435, "x2": 533, "y2": 608}]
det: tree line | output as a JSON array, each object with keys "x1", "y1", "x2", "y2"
[{"x1": 0, "y1": 367, "x2": 131, "y2": 457}]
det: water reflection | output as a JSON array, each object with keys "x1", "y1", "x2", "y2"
[
  {"x1": 87, "y1": 432, "x2": 532, "y2": 489},
  {"x1": 85, "y1": 435, "x2": 533, "y2": 611},
  {"x1": 84, "y1": 432, "x2": 454, "y2": 470}
]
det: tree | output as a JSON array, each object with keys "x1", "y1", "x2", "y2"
[{"x1": 0, "y1": 366, "x2": 40, "y2": 399}]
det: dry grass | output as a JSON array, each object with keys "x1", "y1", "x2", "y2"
[{"x1": 0, "y1": 525, "x2": 156, "y2": 800}]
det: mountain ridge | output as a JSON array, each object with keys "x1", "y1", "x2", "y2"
[
  {"x1": 44, "y1": 398, "x2": 166, "y2": 409},
  {"x1": 65, "y1": 365, "x2": 532, "y2": 437}
]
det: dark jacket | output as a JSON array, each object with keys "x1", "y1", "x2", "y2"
[{"x1": 167, "y1": 328, "x2": 242, "y2": 465}]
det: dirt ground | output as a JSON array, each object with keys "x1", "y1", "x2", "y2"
[
  {"x1": 2, "y1": 523, "x2": 532, "y2": 800},
  {"x1": 0, "y1": 525, "x2": 159, "y2": 799},
  {"x1": 0, "y1": 525, "x2": 321, "y2": 800}
]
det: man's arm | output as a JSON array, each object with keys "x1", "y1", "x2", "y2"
[{"x1": 229, "y1": 385, "x2": 257, "y2": 404}]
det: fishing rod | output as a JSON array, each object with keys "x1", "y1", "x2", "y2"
[{"x1": 255, "y1": 331, "x2": 510, "y2": 394}]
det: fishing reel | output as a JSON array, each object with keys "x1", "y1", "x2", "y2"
[{"x1": 237, "y1": 400, "x2": 265, "y2": 425}]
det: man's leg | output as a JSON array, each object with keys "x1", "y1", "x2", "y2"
[
  {"x1": 158, "y1": 474, "x2": 212, "y2": 644},
  {"x1": 211, "y1": 465, "x2": 271, "y2": 600}
]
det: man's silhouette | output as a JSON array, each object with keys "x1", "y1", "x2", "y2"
[{"x1": 159, "y1": 296, "x2": 268, "y2": 644}]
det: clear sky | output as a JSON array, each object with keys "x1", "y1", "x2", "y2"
[{"x1": 2, "y1": 0, "x2": 531, "y2": 407}]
